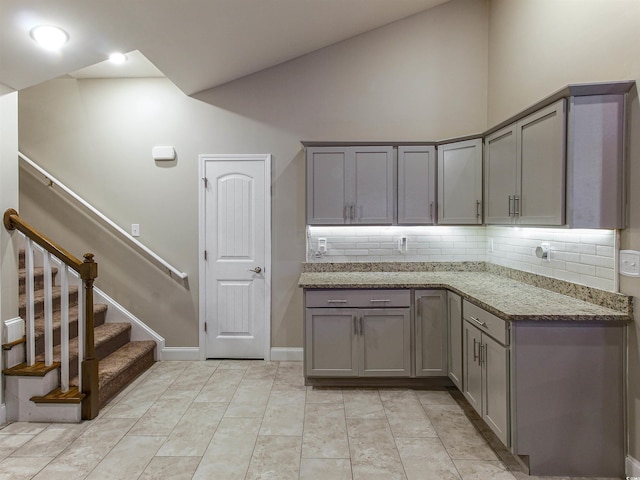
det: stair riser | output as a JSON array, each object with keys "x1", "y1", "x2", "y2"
[
  {"x1": 33, "y1": 306, "x2": 107, "y2": 357},
  {"x1": 19, "y1": 289, "x2": 79, "y2": 320},
  {"x1": 19, "y1": 270, "x2": 59, "y2": 295}
]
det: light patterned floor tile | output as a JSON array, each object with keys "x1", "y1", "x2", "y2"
[
  {"x1": 245, "y1": 435, "x2": 302, "y2": 480},
  {"x1": 139, "y1": 456, "x2": 201, "y2": 480},
  {"x1": 300, "y1": 458, "x2": 353, "y2": 480},
  {"x1": 0, "y1": 456, "x2": 53, "y2": 480},
  {"x1": 85, "y1": 435, "x2": 165, "y2": 480}
]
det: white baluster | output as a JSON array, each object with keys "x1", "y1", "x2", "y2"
[
  {"x1": 77, "y1": 273, "x2": 84, "y2": 391},
  {"x1": 60, "y1": 263, "x2": 69, "y2": 392},
  {"x1": 24, "y1": 237, "x2": 36, "y2": 366},
  {"x1": 43, "y1": 252, "x2": 53, "y2": 366}
]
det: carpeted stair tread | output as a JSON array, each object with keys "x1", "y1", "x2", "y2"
[
  {"x1": 31, "y1": 304, "x2": 108, "y2": 358},
  {"x1": 35, "y1": 322, "x2": 132, "y2": 366},
  {"x1": 70, "y1": 341, "x2": 156, "y2": 407},
  {"x1": 19, "y1": 267, "x2": 58, "y2": 294},
  {"x1": 19, "y1": 285, "x2": 79, "y2": 319}
]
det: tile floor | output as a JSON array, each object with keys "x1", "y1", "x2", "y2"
[{"x1": 0, "y1": 360, "x2": 623, "y2": 480}]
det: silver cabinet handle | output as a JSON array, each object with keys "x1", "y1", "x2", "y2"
[
  {"x1": 514, "y1": 195, "x2": 520, "y2": 215},
  {"x1": 350, "y1": 204, "x2": 355, "y2": 221},
  {"x1": 469, "y1": 316, "x2": 487, "y2": 328},
  {"x1": 430, "y1": 202, "x2": 434, "y2": 222},
  {"x1": 370, "y1": 299, "x2": 390, "y2": 303},
  {"x1": 476, "y1": 200, "x2": 481, "y2": 219},
  {"x1": 359, "y1": 316, "x2": 363, "y2": 336},
  {"x1": 508, "y1": 195, "x2": 513, "y2": 216},
  {"x1": 479, "y1": 343, "x2": 485, "y2": 365},
  {"x1": 327, "y1": 299, "x2": 348, "y2": 304},
  {"x1": 343, "y1": 205, "x2": 348, "y2": 221},
  {"x1": 473, "y1": 338, "x2": 479, "y2": 362}
]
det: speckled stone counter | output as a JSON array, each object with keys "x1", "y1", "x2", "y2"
[{"x1": 298, "y1": 265, "x2": 632, "y2": 323}]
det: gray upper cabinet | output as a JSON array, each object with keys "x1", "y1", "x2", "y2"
[
  {"x1": 485, "y1": 125, "x2": 517, "y2": 224},
  {"x1": 567, "y1": 94, "x2": 627, "y2": 228},
  {"x1": 484, "y1": 99, "x2": 566, "y2": 226},
  {"x1": 306, "y1": 146, "x2": 394, "y2": 225},
  {"x1": 397, "y1": 146, "x2": 436, "y2": 225},
  {"x1": 415, "y1": 290, "x2": 447, "y2": 377},
  {"x1": 306, "y1": 147, "x2": 349, "y2": 225},
  {"x1": 518, "y1": 100, "x2": 566, "y2": 225},
  {"x1": 437, "y1": 139, "x2": 483, "y2": 224}
]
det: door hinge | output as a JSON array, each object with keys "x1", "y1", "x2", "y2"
[
  {"x1": 204, "y1": 250, "x2": 208, "y2": 261},
  {"x1": 202, "y1": 177, "x2": 209, "y2": 188}
]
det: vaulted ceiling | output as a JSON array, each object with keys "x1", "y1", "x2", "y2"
[{"x1": 0, "y1": 0, "x2": 449, "y2": 95}]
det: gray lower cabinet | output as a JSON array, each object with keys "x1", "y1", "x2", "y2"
[
  {"x1": 415, "y1": 290, "x2": 447, "y2": 376},
  {"x1": 462, "y1": 300, "x2": 510, "y2": 447},
  {"x1": 304, "y1": 290, "x2": 411, "y2": 377},
  {"x1": 447, "y1": 291, "x2": 463, "y2": 389}
]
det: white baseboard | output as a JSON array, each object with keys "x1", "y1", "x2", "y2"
[
  {"x1": 161, "y1": 347, "x2": 201, "y2": 361},
  {"x1": 627, "y1": 454, "x2": 640, "y2": 476},
  {"x1": 270, "y1": 347, "x2": 303, "y2": 362}
]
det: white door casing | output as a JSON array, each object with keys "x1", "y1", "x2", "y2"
[{"x1": 199, "y1": 154, "x2": 271, "y2": 359}]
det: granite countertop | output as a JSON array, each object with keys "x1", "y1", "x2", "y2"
[{"x1": 298, "y1": 270, "x2": 631, "y2": 323}]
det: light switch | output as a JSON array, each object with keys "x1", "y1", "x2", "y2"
[
  {"x1": 131, "y1": 224, "x2": 140, "y2": 237},
  {"x1": 620, "y1": 250, "x2": 640, "y2": 277}
]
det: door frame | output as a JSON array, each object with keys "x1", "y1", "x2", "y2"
[{"x1": 198, "y1": 153, "x2": 272, "y2": 361}]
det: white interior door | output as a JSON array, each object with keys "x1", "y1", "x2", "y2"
[{"x1": 200, "y1": 154, "x2": 271, "y2": 359}]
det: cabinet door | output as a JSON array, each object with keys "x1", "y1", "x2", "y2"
[
  {"x1": 482, "y1": 334, "x2": 510, "y2": 446},
  {"x1": 437, "y1": 139, "x2": 483, "y2": 224},
  {"x1": 397, "y1": 146, "x2": 436, "y2": 224},
  {"x1": 463, "y1": 321, "x2": 483, "y2": 414},
  {"x1": 485, "y1": 125, "x2": 517, "y2": 225},
  {"x1": 517, "y1": 99, "x2": 566, "y2": 226},
  {"x1": 306, "y1": 147, "x2": 348, "y2": 224},
  {"x1": 447, "y1": 291, "x2": 463, "y2": 389},
  {"x1": 415, "y1": 290, "x2": 447, "y2": 377},
  {"x1": 351, "y1": 146, "x2": 395, "y2": 224},
  {"x1": 305, "y1": 308, "x2": 358, "y2": 377},
  {"x1": 359, "y1": 308, "x2": 411, "y2": 377}
]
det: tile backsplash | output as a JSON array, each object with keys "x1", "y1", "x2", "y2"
[
  {"x1": 307, "y1": 226, "x2": 487, "y2": 263},
  {"x1": 307, "y1": 225, "x2": 617, "y2": 291},
  {"x1": 485, "y1": 226, "x2": 616, "y2": 291}
]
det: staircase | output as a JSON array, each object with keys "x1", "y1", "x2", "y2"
[{"x1": 2, "y1": 249, "x2": 156, "y2": 422}]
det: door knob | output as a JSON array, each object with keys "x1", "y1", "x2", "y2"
[{"x1": 249, "y1": 267, "x2": 262, "y2": 274}]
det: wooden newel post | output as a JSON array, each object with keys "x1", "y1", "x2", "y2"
[{"x1": 80, "y1": 253, "x2": 99, "y2": 420}]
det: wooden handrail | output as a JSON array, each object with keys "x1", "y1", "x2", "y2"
[{"x1": 4, "y1": 208, "x2": 100, "y2": 419}]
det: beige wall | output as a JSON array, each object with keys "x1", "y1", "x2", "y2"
[
  {"x1": 0, "y1": 89, "x2": 19, "y2": 415},
  {"x1": 18, "y1": 0, "x2": 489, "y2": 349},
  {"x1": 488, "y1": 0, "x2": 640, "y2": 463}
]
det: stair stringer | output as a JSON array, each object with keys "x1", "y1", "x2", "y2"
[
  {"x1": 92, "y1": 286, "x2": 164, "y2": 361},
  {"x1": 25, "y1": 251, "x2": 165, "y2": 362}
]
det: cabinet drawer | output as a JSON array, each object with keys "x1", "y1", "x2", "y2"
[
  {"x1": 306, "y1": 289, "x2": 410, "y2": 308},
  {"x1": 463, "y1": 300, "x2": 509, "y2": 345}
]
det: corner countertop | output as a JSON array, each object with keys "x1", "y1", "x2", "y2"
[{"x1": 298, "y1": 270, "x2": 632, "y2": 323}]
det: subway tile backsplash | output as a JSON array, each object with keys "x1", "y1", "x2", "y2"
[{"x1": 307, "y1": 225, "x2": 617, "y2": 292}]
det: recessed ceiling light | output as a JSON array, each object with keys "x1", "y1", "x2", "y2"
[
  {"x1": 30, "y1": 25, "x2": 69, "y2": 50},
  {"x1": 109, "y1": 53, "x2": 127, "y2": 64}
]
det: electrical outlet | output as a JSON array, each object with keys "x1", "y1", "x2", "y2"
[
  {"x1": 620, "y1": 250, "x2": 640, "y2": 277},
  {"x1": 131, "y1": 224, "x2": 140, "y2": 237}
]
